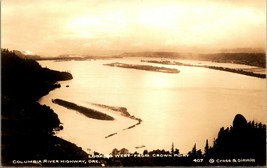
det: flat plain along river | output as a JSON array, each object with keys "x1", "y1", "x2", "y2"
[{"x1": 38, "y1": 57, "x2": 266, "y2": 155}]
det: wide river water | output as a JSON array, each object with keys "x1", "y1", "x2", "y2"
[{"x1": 38, "y1": 57, "x2": 266, "y2": 155}]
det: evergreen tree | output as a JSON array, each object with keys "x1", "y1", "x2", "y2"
[
  {"x1": 171, "y1": 142, "x2": 174, "y2": 156},
  {"x1": 204, "y1": 139, "x2": 210, "y2": 157}
]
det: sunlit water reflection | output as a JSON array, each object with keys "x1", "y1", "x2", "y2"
[{"x1": 38, "y1": 58, "x2": 266, "y2": 155}]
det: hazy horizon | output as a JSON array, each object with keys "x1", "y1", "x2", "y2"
[{"x1": 2, "y1": 0, "x2": 266, "y2": 57}]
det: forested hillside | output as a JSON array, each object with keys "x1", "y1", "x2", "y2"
[{"x1": 1, "y1": 49, "x2": 90, "y2": 166}]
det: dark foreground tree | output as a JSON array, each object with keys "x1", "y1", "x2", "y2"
[{"x1": 207, "y1": 114, "x2": 266, "y2": 166}]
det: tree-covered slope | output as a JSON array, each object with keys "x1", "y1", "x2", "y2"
[
  {"x1": 2, "y1": 49, "x2": 73, "y2": 101},
  {"x1": 1, "y1": 49, "x2": 90, "y2": 166}
]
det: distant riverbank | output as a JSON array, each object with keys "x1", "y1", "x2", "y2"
[{"x1": 141, "y1": 60, "x2": 266, "y2": 78}]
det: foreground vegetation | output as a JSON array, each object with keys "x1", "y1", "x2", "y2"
[
  {"x1": 1, "y1": 49, "x2": 90, "y2": 166},
  {"x1": 91, "y1": 114, "x2": 266, "y2": 166}
]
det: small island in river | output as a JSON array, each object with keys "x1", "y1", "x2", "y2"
[
  {"x1": 104, "y1": 62, "x2": 180, "y2": 74},
  {"x1": 52, "y1": 99, "x2": 114, "y2": 120},
  {"x1": 88, "y1": 102, "x2": 143, "y2": 138}
]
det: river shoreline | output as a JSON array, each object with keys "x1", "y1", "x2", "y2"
[{"x1": 141, "y1": 60, "x2": 266, "y2": 78}]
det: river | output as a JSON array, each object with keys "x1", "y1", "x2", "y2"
[{"x1": 38, "y1": 57, "x2": 266, "y2": 155}]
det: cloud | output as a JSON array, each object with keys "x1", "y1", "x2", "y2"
[{"x1": 2, "y1": 0, "x2": 265, "y2": 56}]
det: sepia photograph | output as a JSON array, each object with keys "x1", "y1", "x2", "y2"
[{"x1": 1, "y1": 0, "x2": 266, "y2": 166}]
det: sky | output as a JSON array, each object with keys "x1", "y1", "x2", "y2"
[{"x1": 2, "y1": 0, "x2": 266, "y2": 56}]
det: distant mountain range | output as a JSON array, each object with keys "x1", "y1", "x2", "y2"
[
  {"x1": 12, "y1": 47, "x2": 265, "y2": 59},
  {"x1": 7, "y1": 49, "x2": 266, "y2": 68},
  {"x1": 219, "y1": 48, "x2": 265, "y2": 53}
]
